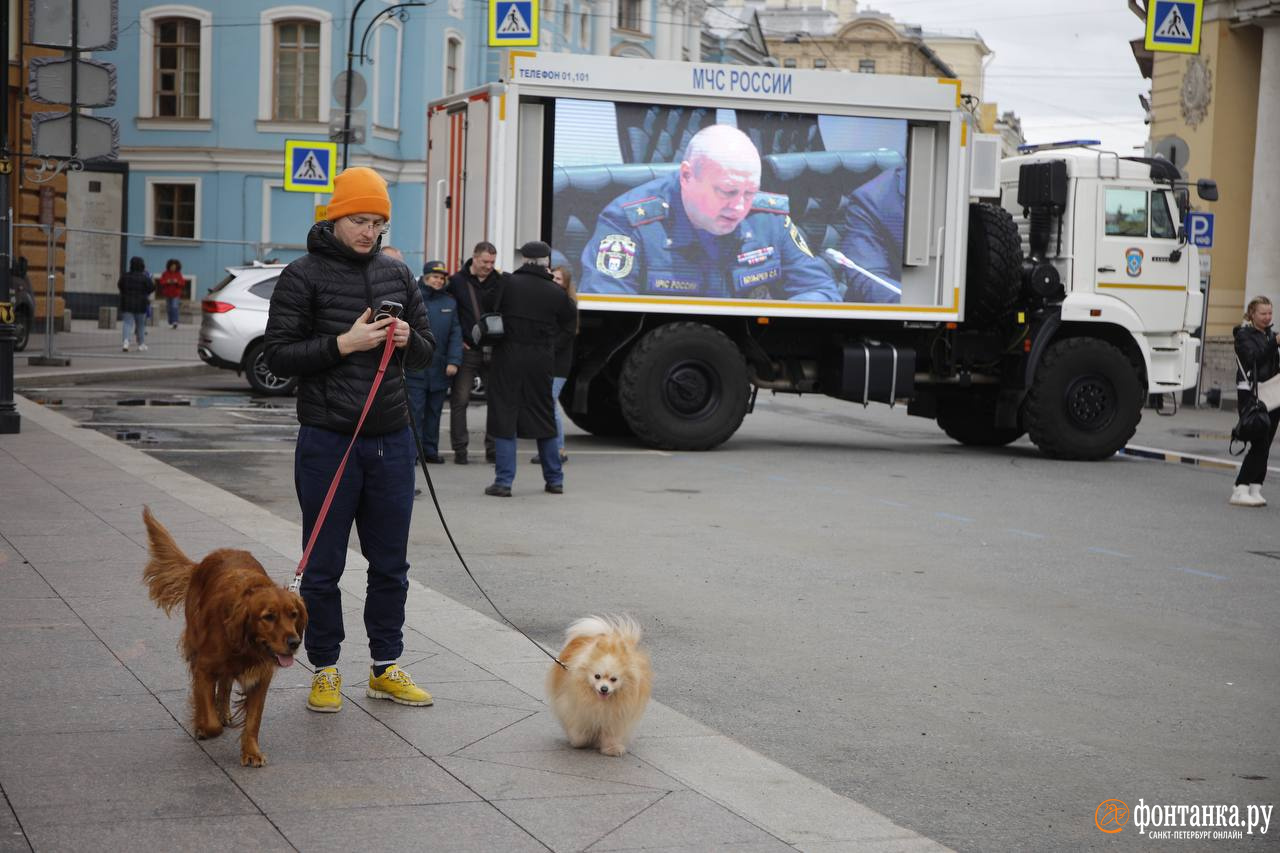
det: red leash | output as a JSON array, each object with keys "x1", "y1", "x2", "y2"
[{"x1": 289, "y1": 331, "x2": 398, "y2": 594}]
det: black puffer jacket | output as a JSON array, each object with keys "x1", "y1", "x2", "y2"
[
  {"x1": 116, "y1": 270, "x2": 154, "y2": 314},
  {"x1": 1234, "y1": 323, "x2": 1279, "y2": 385},
  {"x1": 264, "y1": 223, "x2": 435, "y2": 435},
  {"x1": 447, "y1": 259, "x2": 503, "y2": 347}
]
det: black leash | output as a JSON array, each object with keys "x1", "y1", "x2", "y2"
[{"x1": 396, "y1": 350, "x2": 567, "y2": 669}]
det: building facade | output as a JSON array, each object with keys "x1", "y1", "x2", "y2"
[{"x1": 86, "y1": 0, "x2": 711, "y2": 309}]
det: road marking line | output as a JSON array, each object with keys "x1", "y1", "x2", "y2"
[
  {"x1": 1087, "y1": 547, "x2": 1131, "y2": 558},
  {"x1": 1007, "y1": 528, "x2": 1045, "y2": 539},
  {"x1": 935, "y1": 512, "x2": 974, "y2": 523},
  {"x1": 1173, "y1": 567, "x2": 1228, "y2": 581}
]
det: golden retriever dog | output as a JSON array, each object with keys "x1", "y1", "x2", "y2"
[
  {"x1": 546, "y1": 615, "x2": 652, "y2": 756},
  {"x1": 142, "y1": 507, "x2": 306, "y2": 767}
]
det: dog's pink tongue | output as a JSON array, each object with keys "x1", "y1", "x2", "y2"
[{"x1": 276, "y1": 654, "x2": 294, "y2": 668}]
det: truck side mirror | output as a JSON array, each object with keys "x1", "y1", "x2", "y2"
[
  {"x1": 1196, "y1": 179, "x2": 1218, "y2": 201},
  {"x1": 1175, "y1": 188, "x2": 1190, "y2": 219}
]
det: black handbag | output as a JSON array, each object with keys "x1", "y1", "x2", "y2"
[
  {"x1": 466, "y1": 279, "x2": 504, "y2": 345},
  {"x1": 1231, "y1": 355, "x2": 1271, "y2": 455}
]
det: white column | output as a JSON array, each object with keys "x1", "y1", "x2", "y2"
[
  {"x1": 1245, "y1": 19, "x2": 1280, "y2": 307},
  {"x1": 592, "y1": 0, "x2": 613, "y2": 55},
  {"x1": 655, "y1": 0, "x2": 675, "y2": 59},
  {"x1": 685, "y1": 0, "x2": 702, "y2": 62}
]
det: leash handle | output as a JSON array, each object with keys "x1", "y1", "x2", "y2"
[{"x1": 292, "y1": 331, "x2": 398, "y2": 588}]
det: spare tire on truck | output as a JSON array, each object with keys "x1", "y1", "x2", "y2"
[
  {"x1": 964, "y1": 202, "x2": 1023, "y2": 327},
  {"x1": 619, "y1": 322, "x2": 750, "y2": 450},
  {"x1": 1024, "y1": 337, "x2": 1143, "y2": 460}
]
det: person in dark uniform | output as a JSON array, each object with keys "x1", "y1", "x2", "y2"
[
  {"x1": 405, "y1": 260, "x2": 463, "y2": 468},
  {"x1": 577, "y1": 124, "x2": 844, "y2": 302},
  {"x1": 833, "y1": 165, "x2": 906, "y2": 304},
  {"x1": 483, "y1": 241, "x2": 577, "y2": 497}
]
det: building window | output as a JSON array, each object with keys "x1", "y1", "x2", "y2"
[
  {"x1": 561, "y1": 1, "x2": 570, "y2": 40},
  {"x1": 274, "y1": 20, "x2": 320, "y2": 121},
  {"x1": 580, "y1": 11, "x2": 589, "y2": 47},
  {"x1": 783, "y1": 58, "x2": 796, "y2": 68},
  {"x1": 153, "y1": 17, "x2": 201, "y2": 117},
  {"x1": 859, "y1": 59, "x2": 875, "y2": 73},
  {"x1": 153, "y1": 183, "x2": 197, "y2": 238},
  {"x1": 814, "y1": 58, "x2": 827, "y2": 69},
  {"x1": 617, "y1": 0, "x2": 641, "y2": 32},
  {"x1": 445, "y1": 36, "x2": 461, "y2": 95}
]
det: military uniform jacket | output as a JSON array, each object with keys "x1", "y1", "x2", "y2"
[
  {"x1": 485, "y1": 264, "x2": 577, "y2": 439},
  {"x1": 837, "y1": 166, "x2": 905, "y2": 304},
  {"x1": 577, "y1": 171, "x2": 843, "y2": 302},
  {"x1": 406, "y1": 283, "x2": 463, "y2": 393}
]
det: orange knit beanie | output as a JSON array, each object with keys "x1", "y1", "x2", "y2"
[{"x1": 326, "y1": 167, "x2": 390, "y2": 221}]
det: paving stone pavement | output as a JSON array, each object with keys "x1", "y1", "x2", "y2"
[{"x1": 0, "y1": 397, "x2": 950, "y2": 853}]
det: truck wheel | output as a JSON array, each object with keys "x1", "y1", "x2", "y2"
[
  {"x1": 244, "y1": 341, "x2": 298, "y2": 396},
  {"x1": 13, "y1": 307, "x2": 30, "y2": 352},
  {"x1": 1025, "y1": 337, "x2": 1142, "y2": 460},
  {"x1": 937, "y1": 396, "x2": 1024, "y2": 447},
  {"x1": 965, "y1": 202, "x2": 1023, "y2": 327},
  {"x1": 564, "y1": 376, "x2": 633, "y2": 438},
  {"x1": 619, "y1": 322, "x2": 749, "y2": 450}
]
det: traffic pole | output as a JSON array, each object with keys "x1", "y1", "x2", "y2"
[{"x1": 0, "y1": 3, "x2": 21, "y2": 434}]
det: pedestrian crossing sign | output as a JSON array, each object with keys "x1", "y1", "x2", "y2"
[
  {"x1": 489, "y1": 0, "x2": 538, "y2": 46},
  {"x1": 1145, "y1": 0, "x2": 1202, "y2": 54},
  {"x1": 283, "y1": 140, "x2": 337, "y2": 192}
]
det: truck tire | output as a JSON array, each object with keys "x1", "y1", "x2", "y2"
[
  {"x1": 564, "y1": 376, "x2": 633, "y2": 438},
  {"x1": 937, "y1": 395, "x2": 1024, "y2": 447},
  {"x1": 1024, "y1": 337, "x2": 1142, "y2": 460},
  {"x1": 244, "y1": 340, "x2": 298, "y2": 396},
  {"x1": 965, "y1": 202, "x2": 1023, "y2": 327},
  {"x1": 619, "y1": 322, "x2": 749, "y2": 450}
]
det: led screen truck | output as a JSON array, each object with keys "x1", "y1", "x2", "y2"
[{"x1": 426, "y1": 53, "x2": 1215, "y2": 460}]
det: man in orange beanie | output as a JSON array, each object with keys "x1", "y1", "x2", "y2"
[{"x1": 265, "y1": 166, "x2": 438, "y2": 714}]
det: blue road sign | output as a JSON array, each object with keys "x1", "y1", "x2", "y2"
[
  {"x1": 1186, "y1": 212, "x2": 1213, "y2": 248},
  {"x1": 1146, "y1": 0, "x2": 1202, "y2": 53},
  {"x1": 490, "y1": 0, "x2": 537, "y2": 45},
  {"x1": 284, "y1": 140, "x2": 337, "y2": 192}
]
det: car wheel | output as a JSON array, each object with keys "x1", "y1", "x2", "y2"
[
  {"x1": 13, "y1": 307, "x2": 30, "y2": 352},
  {"x1": 244, "y1": 341, "x2": 298, "y2": 396}
]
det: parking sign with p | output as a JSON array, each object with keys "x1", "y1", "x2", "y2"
[{"x1": 1186, "y1": 212, "x2": 1213, "y2": 248}]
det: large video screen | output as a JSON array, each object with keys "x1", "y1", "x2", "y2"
[{"x1": 550, "y1": 99, "x2": 909, "y2": 304}]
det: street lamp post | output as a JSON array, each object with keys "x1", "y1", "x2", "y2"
[{"x1": 341, "y1": 0, "x2": 427, "y2": 170}]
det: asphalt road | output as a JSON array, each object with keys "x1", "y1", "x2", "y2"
[{"x1": 29, "y1": 373, "x2": 1280, "y2": 852}]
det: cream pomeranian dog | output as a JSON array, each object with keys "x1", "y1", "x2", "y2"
[{"x1": 546, "y1": 615, "x2": 652, "y2": 756}]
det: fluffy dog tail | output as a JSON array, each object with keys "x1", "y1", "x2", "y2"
[
  {"x1": 141, "y1": 506, "x2": 194, "y2": 616},
  {"x1": 565, "y1": 614, "x2": 642, "y2": 647}
]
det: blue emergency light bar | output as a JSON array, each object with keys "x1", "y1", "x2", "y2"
[{"x1": 1016, "y1": 139, "x2": 1103, "y2": 154}]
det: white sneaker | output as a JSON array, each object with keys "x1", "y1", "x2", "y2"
[
  {"x1": 1249, "y1": 484, "x2": 1267, "y2": 506},
  {"x1": 138, "y1": 343, "x2": 148, "y2": 352},
  {"x1": 1230, "y1": 484, "x2": 1263, "y2": 507},
  {"x1": 121, "y1": 341, "x2": 129, "y2": 352}
]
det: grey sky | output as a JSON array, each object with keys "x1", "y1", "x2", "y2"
[{"x1": 864, "y1": 0, "x2": 1152, "y2": 153}]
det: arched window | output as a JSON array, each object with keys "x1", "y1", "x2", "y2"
[
  {"x1": 257, "y1": 6, "x2": 332, "y2": 125},
  {"x1": 445, "y1": 35, "x2": 463, "y2": 95}
]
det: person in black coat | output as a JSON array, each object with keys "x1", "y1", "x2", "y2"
[
  {"x1": 483, "y1": 241, "x2": 576, "y2": 497},
  {"x1": 1231, "y1": 295, "x2": 1280, "y2": 507},
  {"x1": 116, "y1": 256, "x2": 155, "y2": 351},
  {"x1": 264, "y1": 167, "x2": 437, "y2": 713}
]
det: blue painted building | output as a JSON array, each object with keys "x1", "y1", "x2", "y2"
[{"x1": 94, "y1": 0, "x2": 753, "y2": 301}]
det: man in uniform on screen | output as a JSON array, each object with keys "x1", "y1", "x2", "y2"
[{"x1": 577, "y1": 124, "x2": 844, "y2": 302}]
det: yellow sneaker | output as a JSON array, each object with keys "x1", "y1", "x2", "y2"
[
  {"x1": 366, "y1": 664, "x2": 433, "y2": 706},
  {"x1": 307, "y1": 667, "x2": 342, "y2": 713}
]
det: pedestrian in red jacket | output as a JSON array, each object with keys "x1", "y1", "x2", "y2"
[{"x1": 157, "y1": 259, "x2": 187, "y2": 329}]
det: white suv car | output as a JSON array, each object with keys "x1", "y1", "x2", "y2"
[{"x1": 197, "y1": 263, "x2": 297, "y2": 395}]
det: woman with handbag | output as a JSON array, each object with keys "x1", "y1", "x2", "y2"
[{"x1": 1231, "y1": 296, "x2": 1280, "y2": 506}]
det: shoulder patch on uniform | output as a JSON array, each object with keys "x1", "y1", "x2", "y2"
[
  {"x1": 751, "y1": 191, "x2": 789, "y2": 215},
  {"x1": 784, "y1": 215, "x2": 813, "y2": 257},
  {"x1": 621, "y1": 196, "x2": 668, "y2": 226},
  {"x1": 596, "y1": 234, "x2": 638, "y2": 278}
]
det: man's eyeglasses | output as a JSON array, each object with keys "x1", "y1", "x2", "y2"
[{"x1": 346, "y1": 216, "x2": 389, "y2": 235}]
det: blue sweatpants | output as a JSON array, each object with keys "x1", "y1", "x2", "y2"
[{"x1": 293, "y1": 424, "x2": 416, "y2": 667}]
